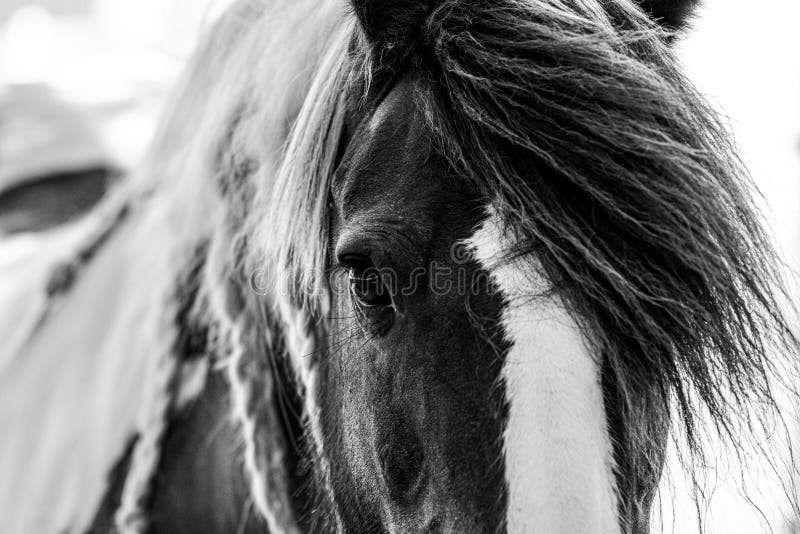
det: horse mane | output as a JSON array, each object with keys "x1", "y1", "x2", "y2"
[
  {"x1": 408, "y1": 0, "x2": 799, "y2": 527},
  {"x1": 119, "y1": 0, "x2": 359, "y2": 529}
]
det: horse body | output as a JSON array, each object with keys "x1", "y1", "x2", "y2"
[
  {"x1": 2, "y1": 0, "x2": 797, "y2": 533},
  {"x1": 0, "y1": 208, "x2": 166, "y2": 532}
]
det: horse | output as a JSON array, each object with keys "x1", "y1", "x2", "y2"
[{"x1": 1, "y1": 0, "x2": 798, "y2": 532}]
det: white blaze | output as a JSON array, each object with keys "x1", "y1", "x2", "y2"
[{"x1": 469, "y1": 214, "x2": 620, "y2": 534}]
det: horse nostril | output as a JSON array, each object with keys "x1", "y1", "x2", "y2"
[{"x1": 378, "y1": 412, "x2": 425, "y2": 504}]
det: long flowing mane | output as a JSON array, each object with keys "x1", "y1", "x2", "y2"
[
  {"x1": 414, "y1": 0, "x2": 800, "y2": 525},
  {"x1": 1, "y1": 0, "x2": 797, "y2": 532}
]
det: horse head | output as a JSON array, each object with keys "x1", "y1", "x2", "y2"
[{"x1": 256, "y1": 0, "x2": 796, "y2": 532}]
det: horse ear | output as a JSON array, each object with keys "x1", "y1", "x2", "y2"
[
  {"x1": 350, "y1": 0, "x2": 438, "y2": 52},
  {"x1": 637, "y1": 0, "x2": 701, "y2": 30}
]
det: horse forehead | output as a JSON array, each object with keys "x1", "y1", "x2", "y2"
[
  {"x1": 359, "y1": 80, "x2": 428, "y2": 170},
  {"x1": 335, "y1": 80, "x2": 438, "y2": 218},
  {"x1": 365, "y1": 77, "x2": 419, "y2": 133}
]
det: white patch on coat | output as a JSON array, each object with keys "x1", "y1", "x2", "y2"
[{"x1": 468, "y1": 212, "x2": 620, "y2": 534}]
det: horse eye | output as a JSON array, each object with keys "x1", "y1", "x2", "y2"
[{"x1": 344, "y1": 258, "x2": 392, "y2": 308}]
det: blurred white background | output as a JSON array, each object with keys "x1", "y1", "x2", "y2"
[
  {"x1": 675, "y1": 7, "x2": 800, "y2": 531},
  {"x1": 0, "y1": 0, "x2": 234, "y2": 169},
  {"x1": 0, "y1": 0, "x2": 798, "y2": 532},
  {"x1": 679, "y1": 1, "x2": 800, "y2": 278}
]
